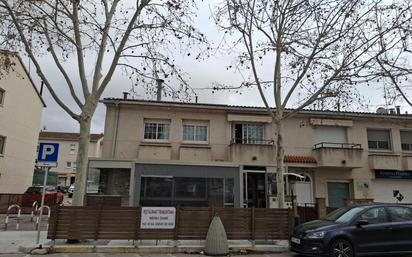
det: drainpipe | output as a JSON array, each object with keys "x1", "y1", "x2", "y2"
[{"x1": 111, "y1": 101, "x2": 120, "y2": 158}]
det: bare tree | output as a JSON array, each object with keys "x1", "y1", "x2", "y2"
[
  {"x1": 0, "y1": 0, "x2": 206, "y2": 206},
  {"x1": 374, "y1": 4, "x2": 412, "y2": 107},
  {"x1": 215, "y1": 0, "x2": 410, "y2": 208}
]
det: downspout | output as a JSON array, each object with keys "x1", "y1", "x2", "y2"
[{"x1": 111, "y1": 101, "x2": 120, "y2": 158}]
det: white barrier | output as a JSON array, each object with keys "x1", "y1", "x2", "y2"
[
  {"x1": 4, "y1": 204, "x2": 21, "y2": 230},
  {"x1": 30, "y1": 201, "x2": 38, "y2": 223},
  {"x1": 35, "y1": 205, "x2": 51, "y2": 231}
]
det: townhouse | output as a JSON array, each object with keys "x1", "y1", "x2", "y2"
[{"x1": 86, "y1": 98, "x2": 412, "y2": 208}]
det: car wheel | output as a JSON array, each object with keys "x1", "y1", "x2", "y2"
[{"x1": 329, "y1": 239, "x2": 354, "y2": 257}]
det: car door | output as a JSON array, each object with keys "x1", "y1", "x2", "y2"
[
  {"x1": 386, "y1": 206, "x2": 412, "y2": 252},
  {"x1": 351, "y1": 207, "x2": 394, "y2": 253}
]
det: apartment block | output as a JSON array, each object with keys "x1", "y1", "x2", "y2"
[
  {"x1": 0, "y1": 50, "x2": 45, "y2": 193},
  {"x1": 86, "y1": 99, "x2": 412, "y2": 208}
]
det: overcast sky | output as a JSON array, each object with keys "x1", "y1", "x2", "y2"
[{"x1": 20, "y1": 1, "x2": 412, "y2": 134}]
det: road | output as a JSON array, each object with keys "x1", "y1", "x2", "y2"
[{"x1": 2, "y1": 252, "x2": 412, "y2": 257}]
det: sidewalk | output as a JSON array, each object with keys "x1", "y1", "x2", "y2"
[{"x1": 0, "y1": 231, "x2": 289, "y2": 254}]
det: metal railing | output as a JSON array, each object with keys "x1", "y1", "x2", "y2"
[
  {"x1": 314, "y1": 142, "x2": 362, "y2": 149},
  {"x1": 230, "y1": 138, "x2": 275, "y2": 145}
]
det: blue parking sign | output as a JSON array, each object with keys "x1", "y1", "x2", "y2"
[{"x1": 37, "y1": 143, "x2": 59, "y2": 166}]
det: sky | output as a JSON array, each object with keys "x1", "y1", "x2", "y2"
[{"x1": 20, "y1": 0, "x2": 412, "y2": 134}]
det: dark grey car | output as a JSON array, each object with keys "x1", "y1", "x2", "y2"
[{"x1": 290, "y1": 204, "x2": 412, "y2": 256}]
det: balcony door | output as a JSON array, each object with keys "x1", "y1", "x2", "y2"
[
  {"x1": 233, "y1": 123, "x2": 264, "y2": 144},
  {"x1": 314, "y1": 126, "x2": 347, "y2": 147}
]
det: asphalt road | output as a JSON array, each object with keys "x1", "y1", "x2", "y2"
[{"x1": 0, "y1": 254, "x2": 295, "y2": 257}]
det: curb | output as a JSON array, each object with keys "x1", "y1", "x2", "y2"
[{"x1": 19, "y1": 245, "x2": 289, "y2": 254}]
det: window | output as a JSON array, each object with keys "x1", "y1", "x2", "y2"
[
  {"x1": 367, "y1": 129, "x2": 391, "y2": 150},
  {"x1": 0, "y1": 88, "x2": 4, "y2": 106},
  {"x1": 144, "y1": 120, "x2": 170, "y2": 140},
  {"x1": 0, "y1": 136, "x2": 5, "y2": 155},
  {"x1": 69, "y1": 143, "x2": 76, "y2": 154},
  {"x1": 314, "y1": 126, "x2": 347, "y2": 146},
  {"x1": 401, "y1": 131, "x2": 412, "y2": 151},
  {"x1": 387, "y1": 207, "x2": 412, "y2": 222},
  {"x1": 233, "y1": 123, "x2": 264, "y2": 144},
  {"x1": 66, "y1": 162, "x2": 72, "y2": 168},
  {"x1": 183, "y1": 122, "x2": 208, "y2": 142},
  {"x1": 359, "y1": 207, "x2": 388, "y2": 224}
]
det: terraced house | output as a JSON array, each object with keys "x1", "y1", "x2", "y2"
[{"x1": 86, "y1": 98, "x2": 412, "y2": 209}]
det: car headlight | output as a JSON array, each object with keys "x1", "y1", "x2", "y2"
[{"x1": 306, "y1": 231, "x2": 325, "y2": 239}]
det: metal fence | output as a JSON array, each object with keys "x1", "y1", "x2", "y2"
[{"x1": 47, "y1": 206, "x2": 293, "y2": 241}]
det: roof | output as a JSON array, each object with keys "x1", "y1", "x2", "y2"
[
  {"x1": 39, "y1": 131, "x2": 104, "y2": 142},
  {"x1": 101, "y1": 98, "x2": 412, "y2": 120},
  {"x1": 0, "y1": 50, "x2": 46, "y2": 107},
  {"x1": 284, "y1": 155, "x2": 317, "y2": 164}
]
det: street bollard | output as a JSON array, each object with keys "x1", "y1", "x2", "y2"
[{"x1": 4, "y1": 204, "x2": 21, "y2": 231}]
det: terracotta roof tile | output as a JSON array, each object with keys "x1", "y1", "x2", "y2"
[
  {"x1": 284, "y1": 155, "x2": 317, "y2": 164},
  {"x1": 39, "y1": 132, "x2": 103, "y2": 142}
]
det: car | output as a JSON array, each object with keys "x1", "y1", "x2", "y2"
[
  {"x1": 22, "y1": 186, "x2": 64, "y2": 206},
  {"x1": 290, "y1": 204, "x2": 412, "y2": 257},
  {"x1": 56, "y1": 185, "x2": 68, "y2": 193},
  {"x1": 68, "y1": 184, "x2": 74, "y2": 198}
]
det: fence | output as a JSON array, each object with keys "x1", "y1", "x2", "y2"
[
  {"x1": 47, "y1": 206, "x2": 292, "y2": 241},
  {"x1": 297, "y1": 203, "x2": 318, "y2": 223}
]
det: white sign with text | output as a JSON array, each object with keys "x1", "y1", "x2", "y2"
[{"x1": 140, "y1": 207, "x2": 176, "y2": 229}]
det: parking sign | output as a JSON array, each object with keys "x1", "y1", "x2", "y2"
[{"x1": 37, "y1": 143, "x2": 59, "y2": 167}]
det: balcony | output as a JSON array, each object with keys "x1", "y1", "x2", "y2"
[
  {"x1": 369, "y1": 154, "x2": 401, "y2": 170},
  {"x1": 312, "y1": 142, "x2": 363, "y2": 168},
  {"x1": 229, "y1": 138, "x2": 275, "y2": 164}
]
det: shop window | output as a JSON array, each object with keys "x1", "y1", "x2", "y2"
[
  {"x1": 142, "y1": 177, "x2": 173, "y2": 198},
  {"x1": 144, "y1": 120, "x2": 170, "y2": 140},
  {"x1": 401, "y1": 131, "x2": 412, "y2": 151},
  {"x1": 367, "y1": 129, "x2": 391, "y2": 150}
]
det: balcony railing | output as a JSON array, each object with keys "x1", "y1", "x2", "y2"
[
  {"x1": 314, "y1": 142, "x2": 362, "y2": 149},
  {"x1": 230, "y1": 138, "x2": 275, "y2": 145}
]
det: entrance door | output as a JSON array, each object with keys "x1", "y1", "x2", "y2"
[
  {"x1": 328, "y1": 182, "x2": 350, "y2": 208},
  {"x1": 244, "y1": 172, "x2": 266, "y2": 208}
]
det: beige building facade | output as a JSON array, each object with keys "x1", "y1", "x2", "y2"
[
  {"x1": 87, "y1": 98, "x2": 412, "y2": 208},
  {"x1": 39, "y1": 132, "x2": 103, "y2": 187},
  {"x1": 0, "y1": 51, "x2": 45, "y2": 194}
]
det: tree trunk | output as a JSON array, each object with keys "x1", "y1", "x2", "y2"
[
  {"x1": 274, "y1": 116, "x2": 285, "y2": 208},
  {"x1": 72, "y1": 118, "x2": 92, "y2": 206}
]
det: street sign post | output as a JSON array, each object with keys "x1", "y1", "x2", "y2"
[{"x1": 35, "y1": 143, "x2": 59, "y2": 245}]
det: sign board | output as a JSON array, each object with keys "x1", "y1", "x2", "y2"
[
  {"x1": 375, "y1": 170, "x2": 412, "y2": 179},
  {"x1": 140, "y1": 207, "x2": 176, "y2": 229},
  {"x1": 37, "y1": 143, "x2": 59, "y2": 167}
]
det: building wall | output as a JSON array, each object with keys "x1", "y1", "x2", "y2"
[
  {"x1": 0, "y1": 54, "x2": 44, "y2": 193},
  {"x1": 100, "y1": 101, "x2": 412, "y2": 205}
]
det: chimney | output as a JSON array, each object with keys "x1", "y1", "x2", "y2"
[
  {"x1": 122, "y1": 92, "x2": 129, "y2": 100},
  {"x1": 156, "y1": 79, "x2": 164, "y2": 101},
  {"x1": 395, "y1": 106, "x2": 401, "y2": 115}
]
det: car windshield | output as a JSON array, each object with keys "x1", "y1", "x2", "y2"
[{"x1": 324, "y1": 206, "x2": 366, "y2": 223}]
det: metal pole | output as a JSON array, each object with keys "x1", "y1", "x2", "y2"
[{"x1": 36, "y1": 166, "x2": 49, "y2": 244}]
